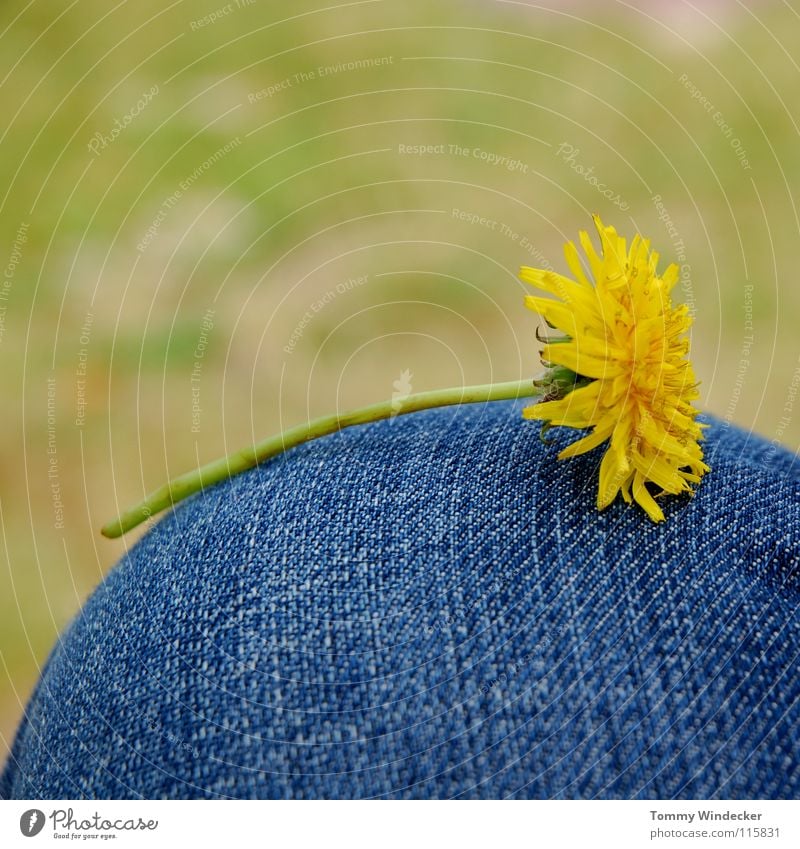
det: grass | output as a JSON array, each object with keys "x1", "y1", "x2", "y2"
[{"x1": 1, "y1": 0, "x2": 798, "y2": 755}]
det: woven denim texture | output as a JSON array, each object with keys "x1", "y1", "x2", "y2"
[{"x1": 2, "y1": 401, "x2": 799, "y2": 799}]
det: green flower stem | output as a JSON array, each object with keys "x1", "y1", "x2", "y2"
[{"x1": 101, "y1": 378, "x2": 539, "y2": 539}]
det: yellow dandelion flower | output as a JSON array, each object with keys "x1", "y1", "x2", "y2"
[{"x1": 521, "y1": 215, "x2": 710, "y2": 522}]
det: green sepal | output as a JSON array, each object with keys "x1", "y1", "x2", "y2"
[{"x1": 533, "y1": 364, "x2": 594, "y2": 402}]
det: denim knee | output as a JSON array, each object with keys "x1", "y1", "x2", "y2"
[{"x1": 2, "y1": 401, "x2": 799, "y2": 799}]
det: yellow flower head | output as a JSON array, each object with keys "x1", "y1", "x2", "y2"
[{"x1": 521, "y1": 215, "x2": 709, "y2": 522}]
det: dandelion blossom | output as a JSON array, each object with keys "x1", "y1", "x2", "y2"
[
  {"x1": 521, "y1": 215, "x2": 709, "y2": 522},
  {"x1": 102, "y1": 214, "x2": 709, "y2": 538}
]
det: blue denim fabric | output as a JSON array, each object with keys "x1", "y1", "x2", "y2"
[{"x1": 2, "y1": 401, "x2": 799, "y2": 799}]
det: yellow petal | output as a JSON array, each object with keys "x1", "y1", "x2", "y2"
[
  {"x1": 520, "y1": 267, "x2": 600, "y2": 315},
  {"x1": 632, "y1": 471, "x2": 665, "y2": 522},
  {"x1": 524, "y1": 296, "x2": 578, "y2": 337},
  {"x1": 542, "y1": 342, "x2": 625, "y2": 380},
  {"x1": 579, "y1": 229, "x2": 603, "y2": 280},
  {"x1": 597, "y1": 446, "x2": 629, "y2": 508},
  {"x1": 563, "y1": 240, "x2": 592, "y2": 288},
  {"x1": 558, "y1": 422, "x2": 614, "y2": 458},
  {"x1": 631, "y1": 450, "x2": 688, "y2": 494}
]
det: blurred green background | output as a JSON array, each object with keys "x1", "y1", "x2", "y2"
[{"x1": 1, "y1": 0, "x2": 799, "y2": 759}]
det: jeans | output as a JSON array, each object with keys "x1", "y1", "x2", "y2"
[{"x1": 2, "y1": 400, "x2": 798, "y2": 799}]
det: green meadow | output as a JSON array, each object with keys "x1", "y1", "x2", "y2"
[{"x1": 1, "y1": 0, "x2": 798, "y2": 751}]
